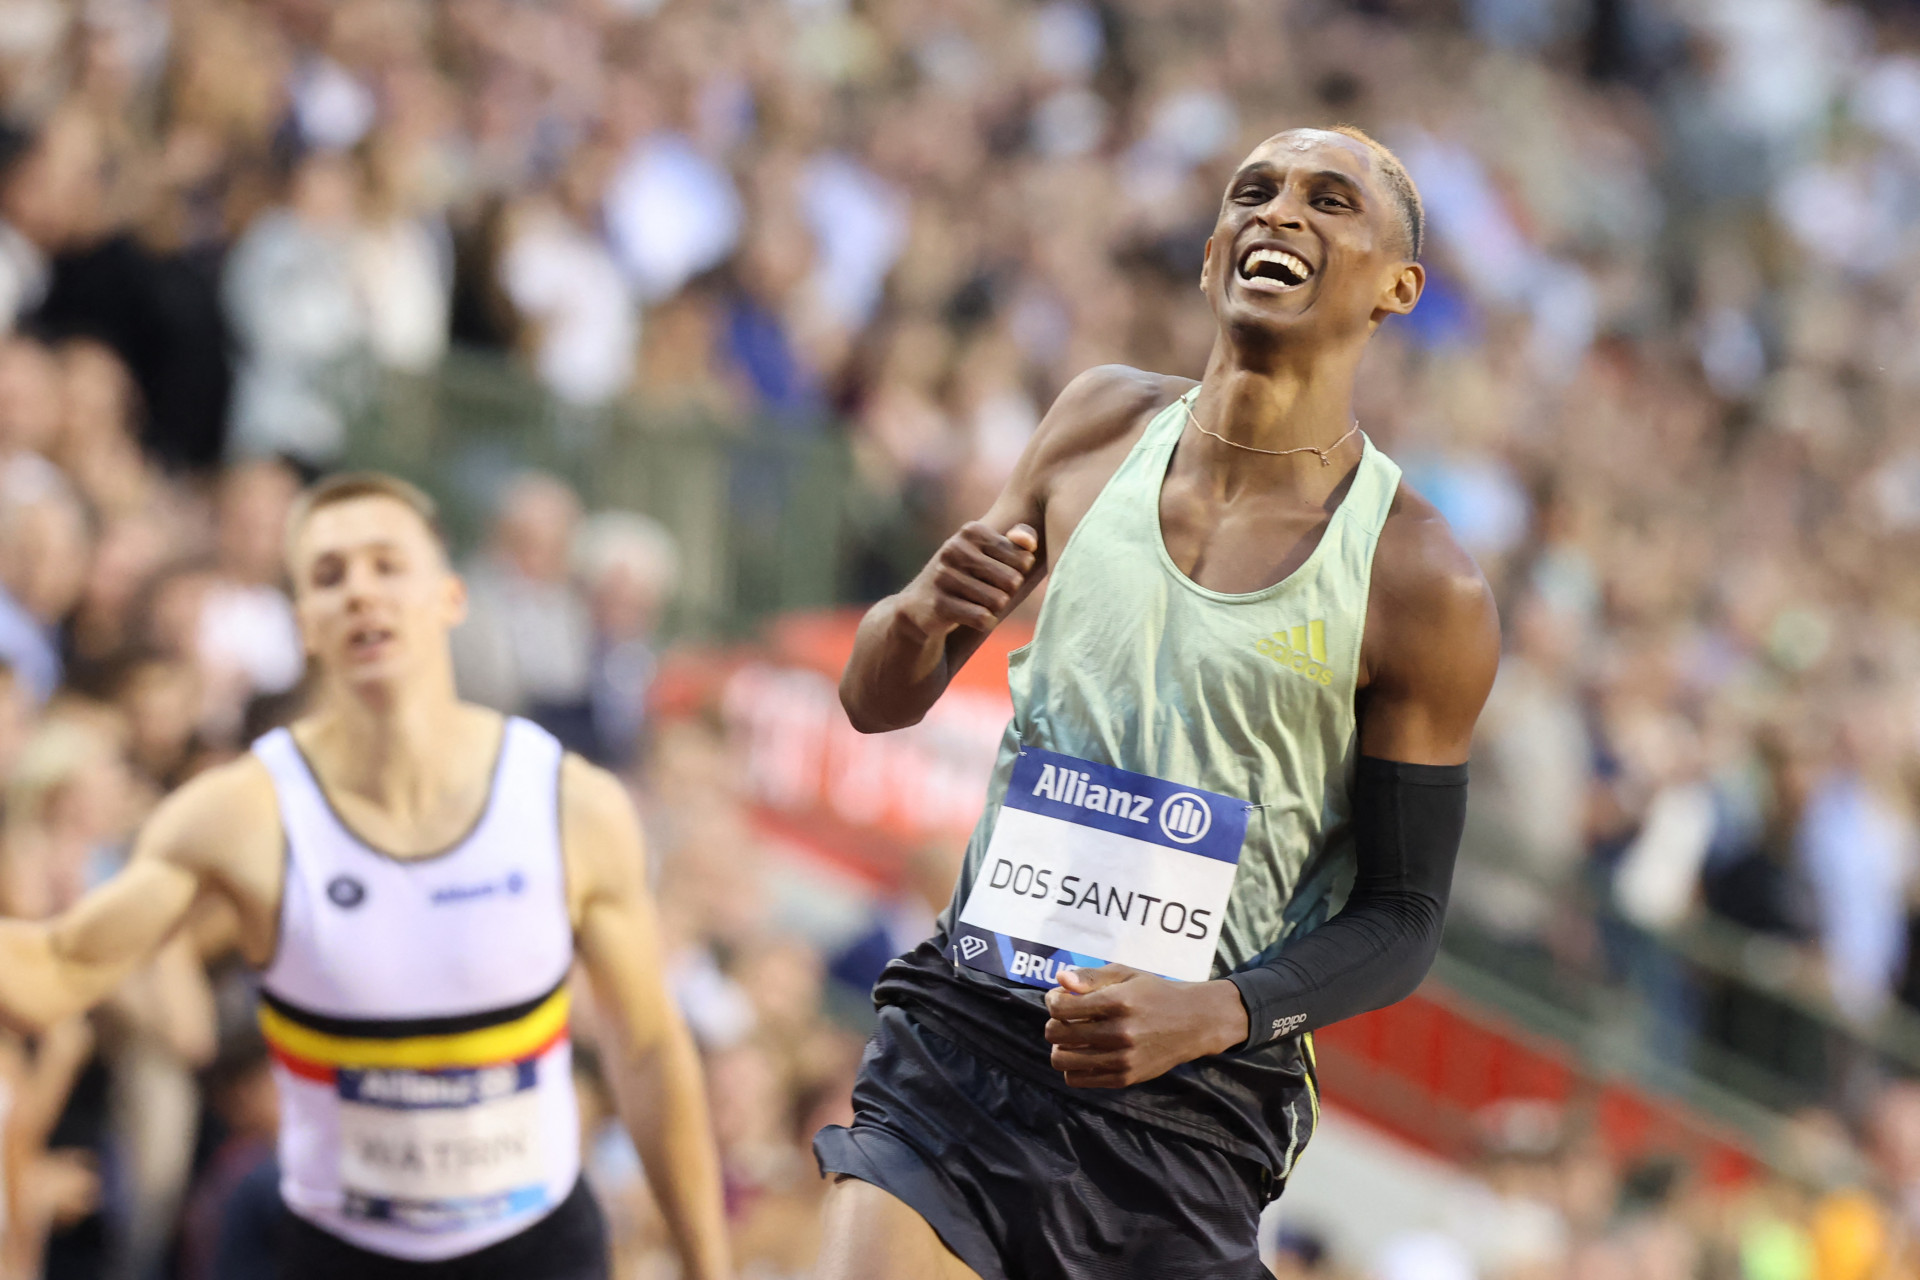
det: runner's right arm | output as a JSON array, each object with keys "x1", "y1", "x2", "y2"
[
  {"x1": 0, "y1": 761, "x2": 252, "y2": 1033},
  {"x1": 841, "y1": 366, "x2": 1171, "y2": 732}
]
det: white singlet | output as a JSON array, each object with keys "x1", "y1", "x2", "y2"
[{"x1": 253, "y1": 717, "x2": 580, "y2": 1261}]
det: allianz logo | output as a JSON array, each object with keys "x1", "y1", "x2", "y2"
[
  {"x1": 1030, "y1": 764, "x2": 1214, "y2": 845},
  {"x1": 353, "y1": 1065, "x2": 520, "y2": 1106},
  {"x1": 1031, "y1": 763, "x2": 1152, "y2": 822},
  {"x1": 1256, "y1": 620, "x2": 1335, "y2": 686},
  {"x1": 429, "y1": 871, "x2": 527, "y2": 907}
]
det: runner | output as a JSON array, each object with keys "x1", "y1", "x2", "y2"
[
  {"x1": 0, "y1": 473, "x2": 729, "y2": 1280},
  {"x1": 817, "y1": 126, "x2": 1501, "y2": 1279}
]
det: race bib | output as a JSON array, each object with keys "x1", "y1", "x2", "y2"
[
  {"x1": 337, "y1": 1061, "x2": 549, "y2": 1232},
  {"x1": 954, "y1": 747, "x2": 1248, "y2": 987}
]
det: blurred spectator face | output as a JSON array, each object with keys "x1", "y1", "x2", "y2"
[
  {"x1": 0, "y1": 663, "x2": 30, "y2": 780},
  {"x1": 144, "y1": 565, "x2": 214, "y2": 659},
  {"x1": 1871, "y1": 1081, "x2": 1920, "y2": 1192},
  {"x1": 290, "y1": 495, "x2": 464, "y2": 689},
  {"x1": 0, "y1": 336, "x2": 64, "y2": 456},
  {"x1": 288, "y1": 149, "x2": 360, "y2": 228},
  {"x1": 0, "y1": 487, "x2": 91, "y2": 622},
  {"x1": 575, "y1": 512, "x2": 679, "y2": 643},
  {"x1": 493, "y1": 474, "x2": 581, "y2": 585},
  {"x1": 75, "y1": 514, "x2": 173, "y2": 659},
  {"x1": 736, "y1": 938, "x2": 825, "y2": 1039},
  {"x1": 217, "y1": 459, "x2": 301, "y2": 586},
  {"x1": 1512, "y1": 594, "x2": 1580, "y2": 675},
  {"x1": 1202, "y1": 130, "x2": 1419, "y2": 348},
  {"x1": 0, "y1": 112, "x2": 104, "y2": 249},
  {"x1": 55, "y1": 339, "x2": 151, "y2": 516},
  {"x1": 5, "y1": 717, "x2": 135, "y2": 913},
  {"x1": 118, "y1": 656, "x2": 201, "y2": 782},
  {"x1": 705, "y1": 1043, "x2": 787, "y2": 1163},
  {"x1": 57, "y1": 338, "x2": 137, "y2": 450},
  {"x1": 41, "y1": 732, "x2": 133, "y2": 847}
]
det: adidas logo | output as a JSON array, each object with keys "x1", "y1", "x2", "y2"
[{"x1": 1255, "y1": 620, "x2": 1335, "y2": 687}]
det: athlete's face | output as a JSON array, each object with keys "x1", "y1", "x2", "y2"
[
  {"x1": 1200, "y1": 131, "x2": 1422, "y2": 348},
  {"x1": 290, "y1": 497, "x2": 466, "y2": 689}
]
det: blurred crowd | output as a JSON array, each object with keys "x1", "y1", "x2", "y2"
[
  {"x1": 0, "y1": 0, "x2": 1918, "y2": 1276},
  {"x1": 1272, "y1": 1087, "x2": 1920, "y2": 1280}
]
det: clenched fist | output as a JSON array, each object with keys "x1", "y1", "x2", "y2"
[
  {"x1": 1043, "y1": 964, "x2": 1251, "y2": 1088},
  {"x1": 899, "y1": 521, "x2": 1039, "y2": 639}
]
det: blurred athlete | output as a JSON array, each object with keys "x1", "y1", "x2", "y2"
[
  {"x1": 0, "y1": 473, "x2": 728, "y2": 1280},
  {"x1": 819, "y1": 127, "x2": 1500, "y2": 1279}
]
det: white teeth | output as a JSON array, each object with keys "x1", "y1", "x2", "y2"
[{"x1": 1240, "y1": 248, "x2": 1311, "y2": 283}]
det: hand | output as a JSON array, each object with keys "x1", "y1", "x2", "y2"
[
  {"x1": 1043, "y1": 964, "x2": 1250, "y2": 1088},
  {"x1": 32, "y1": 1149, "x2": 101, "y2": 1226},
  {"x1": 899, "y1": 521, "x2": 1039, "y2": 640}
]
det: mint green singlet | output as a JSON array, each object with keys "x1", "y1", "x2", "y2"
[{"x1": 942, "y1": 387, "x2": 1404, "y2": 975}]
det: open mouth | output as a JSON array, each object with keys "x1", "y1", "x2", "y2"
[
  {"x1": 1237, "y1": 246, "x2": 1314, "y2": 289},
  {"x1": 347, "y1": 625, "x2": 395, "y2": 657}
]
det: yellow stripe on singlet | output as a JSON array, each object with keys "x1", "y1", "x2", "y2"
[{"x1": 258, "y1": 988, "x2": 570, "y2": 1070}]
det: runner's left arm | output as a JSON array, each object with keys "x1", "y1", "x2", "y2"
[
  {"x1": 564, "y1": 756, "x2": 731, "y2": 1280},
  {"x1": 1216, "y1": 516, "x2": 1497, "y2": 1049},
  {"x1": 1044, "y1": 512, "x2": 1498, "y2": 1085}
]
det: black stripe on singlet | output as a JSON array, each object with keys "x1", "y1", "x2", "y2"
[{"x1": 257, "y1": 973, "x2": 569, "y2": 1042}]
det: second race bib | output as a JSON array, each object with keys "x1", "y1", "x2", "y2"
[
  {"x1": 954, "y1": 747, "x2": 1248, "y2": 987},
  {"x1": 336, "y1": 1061, "x2": 549, "y2": 1232}
]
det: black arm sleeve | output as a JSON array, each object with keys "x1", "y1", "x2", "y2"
[{"x1": 1224, "y1": 756, "x2": 1467, "y2": 1049}]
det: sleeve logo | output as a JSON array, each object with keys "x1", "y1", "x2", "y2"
[{"x1": 1270, "y1": 1013, "x2": 1308, "y2": 1039}]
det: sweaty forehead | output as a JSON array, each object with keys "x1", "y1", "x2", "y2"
[{"x1": 1240, "y1": 129, "x2": 1375, "y2": 179}]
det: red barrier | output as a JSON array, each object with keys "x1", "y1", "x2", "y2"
[{"x1": 1316, "y1": 987, "x2": 1758, "y2": 1185}]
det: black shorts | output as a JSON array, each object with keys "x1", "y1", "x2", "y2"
[
  {"x1": 814, "y1": 1005, "x2": 1292, "y2": 1280},
  {"x1": 278, "y1": 1179, "x2": 609, "y2": 1280}
]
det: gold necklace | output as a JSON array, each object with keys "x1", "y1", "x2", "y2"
[{"x1": 1182, "y1": 395, "x2": 1360, "y2": 466}]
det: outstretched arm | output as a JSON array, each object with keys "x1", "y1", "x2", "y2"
[
  {"x1": 0, "y1": 761, "x2": 255, "y2": 1035},
  {"x1": 564, "y1": 756, "x2": 728, "y2": 1280},
  {"x1": 1043, "y1": 502, "x2": 1500, "y2": 1084}
]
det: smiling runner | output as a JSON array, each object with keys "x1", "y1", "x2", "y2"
[{"x1": 816, "y1": 126, "x2": 1501, "y2": 1280}]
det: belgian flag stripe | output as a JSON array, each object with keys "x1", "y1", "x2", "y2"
[{"x1": 258, "y1": 986, "x2": 570, "y2": 1072}]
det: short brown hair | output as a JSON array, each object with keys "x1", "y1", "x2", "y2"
[
  {"x1": 1329, "y1": 125, "x2": 1424, "y2": 260},
  {"x1": 284, "y1": 471, "x2": 445, "y2": 565}
]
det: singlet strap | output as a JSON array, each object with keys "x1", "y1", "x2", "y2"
[
  {"x1": 248, "y1": 718, "x2": 554, "y2": 865},
  {"x1": 1343, "y1": 437, "x2": 1403, "y2": 542}
]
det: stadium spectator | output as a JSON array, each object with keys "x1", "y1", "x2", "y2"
[
  {"x1": 451, "y1": 470, "x2": 596, "y2": 750},
  {"x1": 222, "y1": 150, "x2": 370, "y2": 468},
  {"x1": 0, "y1": 465, "x2": 87, "y2": 705}
]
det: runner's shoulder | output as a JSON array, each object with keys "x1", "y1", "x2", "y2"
[
  {"x1": 557, "y1": 751, "x2": 647, "y2": 895},
  {"x1": 558, "y1": 752, "x2": 633, "y2": 838},
  {"x1": 138, "y1": 753, "x2": 281, "y2": 874},
  {"x1": 1370, "y1": 481, "x2": 1499, "y2": 665},
  {"x1": 1027, "y1": 365, "x2": 1192, "y2": 476}
]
